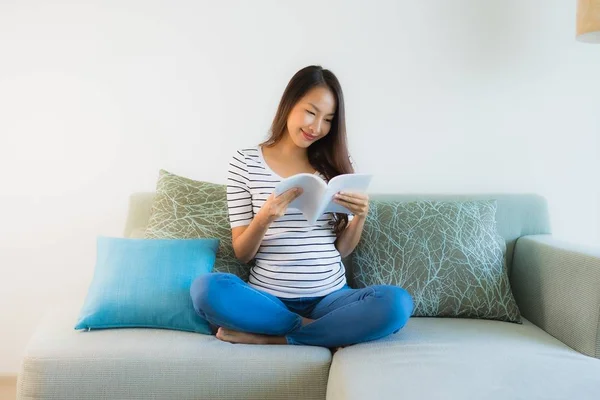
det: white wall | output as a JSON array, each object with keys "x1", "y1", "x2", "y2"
[{"x1": 0, "y1": 0, "x2": 598, "y2": 374}]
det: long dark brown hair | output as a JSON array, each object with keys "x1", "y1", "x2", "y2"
[{"x1": 261, "y1": 65, "x2": 354, "y2": 234}]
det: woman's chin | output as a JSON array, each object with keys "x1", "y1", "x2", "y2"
[
  {"x1": 286, "y1": 131, "x2": 315, "y2": 148},
  {"x1": 291, "y1": 137, "x2": 312, "y2": 148}
]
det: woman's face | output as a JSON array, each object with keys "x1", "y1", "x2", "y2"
[{"x1": 286, "y1": 86, "x2": 336, "y2": 148}]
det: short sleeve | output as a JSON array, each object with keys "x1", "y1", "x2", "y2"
[{"x1": 227, "y1": 150, "x2": 253, "y2": 228}]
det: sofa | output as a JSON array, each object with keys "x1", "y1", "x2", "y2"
[{"x1": 17, "y1": 192, "x2": 600, "y2": 399}]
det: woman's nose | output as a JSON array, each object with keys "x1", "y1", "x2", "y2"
[{"x1": 309, "y1": 120, "x2": 322, "y2": 135}]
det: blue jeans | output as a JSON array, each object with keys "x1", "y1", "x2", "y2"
[{"x1": 190, "y1": 273, "x2": 414, "y2": 348}]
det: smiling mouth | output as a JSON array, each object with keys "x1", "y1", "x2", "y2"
[{"x1": 301, "y1": 129, "x2": 316, "y2": 141}]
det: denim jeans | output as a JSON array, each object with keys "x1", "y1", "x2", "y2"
[{"x1": 190, "y1": 273, "x2": 414, "y2": 348}]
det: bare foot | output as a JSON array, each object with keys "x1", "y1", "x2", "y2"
[{"x1": 216, "y1": 327, "x2": 287, "y2": 345}]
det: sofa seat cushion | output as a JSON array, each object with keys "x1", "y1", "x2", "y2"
[
  {"x1": 18, "y1": 306, "x2": 331, "y2": 400},
  {"x1": 327, "y1": 317, "x2": 600, "y2": 400}
]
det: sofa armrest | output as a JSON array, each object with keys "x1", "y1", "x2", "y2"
[{"x1": 511, "y1": 234, "x2": 600, "y2": 359}]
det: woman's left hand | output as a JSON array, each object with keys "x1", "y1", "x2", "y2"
[{"x1": 333, "y1": 192, "x2": 369, "y2": 218}]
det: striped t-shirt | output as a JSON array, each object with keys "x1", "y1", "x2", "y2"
[{"x1": 227, "y1": 146, "x2": 348, "y2": 298}]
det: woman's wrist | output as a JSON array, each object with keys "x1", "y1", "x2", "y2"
[
  {"x1": 350, "y1": 213, "x2": 367, "y2": 226},
  {"x1": 254, "y1": 210, "x2": 273, "y2": 229},
  {"x1": 353, "y1": 213, "x2": 367, "y2": 221}
]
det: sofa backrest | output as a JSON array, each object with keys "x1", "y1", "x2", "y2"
[{"x1": 123, "y1": 192, "x2": 551, "y2": 278}]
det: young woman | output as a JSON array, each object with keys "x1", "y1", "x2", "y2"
[{"x1": 191, "y1": 66, "x2": 413, "y2": 349}]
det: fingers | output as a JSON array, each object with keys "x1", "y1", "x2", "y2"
[
  {"x1": 334, "y1": 198, "x2": 360, "y2": 212},
  {"x1": 337, "y1": 191, "x2": 368, "y2": 200},
  {"x1": 334, "y1": 192, "x2": 369, "y2": 217},
  {"x1": 334, "y1": 193, "x2": 368, "y2": 207},
  {"x1": 280, "y1": 187, "x2": 303, "y2": 205},
  {"x1": 293, "y1": 187, "x2": 304, "y2": 199},
  {"x1": 335, "y1": 201, "x2": 368, "y2": 217}
]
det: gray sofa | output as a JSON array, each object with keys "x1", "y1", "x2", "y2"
[{"x1": 17, "y1": 193, "x2": 600, "y2": 399}]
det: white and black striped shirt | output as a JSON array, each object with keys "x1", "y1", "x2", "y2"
[{"x1": 227, "y1": 146, "x2": 348, "y2": 298}]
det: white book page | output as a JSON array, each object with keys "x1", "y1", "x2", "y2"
[
  {"x1": 274, "y1": 173, "x2": 327, "y2": 223},
  {"x1": 321, "y1": 173, "x2": 373, "y2": 215}
]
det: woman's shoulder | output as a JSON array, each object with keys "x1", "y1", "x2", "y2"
[
  {"x1": 230, "y1": 147, "x2": 257, "y2": 162},
  {"x1": 232, "y1": 146, "x2": 261, "y2": 160}
]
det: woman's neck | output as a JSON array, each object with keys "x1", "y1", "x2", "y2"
[{"x1": 269, "y1": 134, "x2": 308, "y2": 162}]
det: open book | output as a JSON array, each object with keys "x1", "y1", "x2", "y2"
[{"x1": 274, "y1": 173, "x2": 373, "y2": 224}]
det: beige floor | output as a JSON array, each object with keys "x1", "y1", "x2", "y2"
[{"x1": 0, "y1": 376, "x2": 17, "y2": 400}]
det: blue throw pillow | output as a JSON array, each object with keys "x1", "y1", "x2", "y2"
[{"x1": 75, "y1": 237, "x2": 219, "y2": 333}]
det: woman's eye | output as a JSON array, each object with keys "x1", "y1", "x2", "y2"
[
  {"x1": 325, "y1": 119, "x2": 332, "y2": 123},
  {"x1": 306, "y1": 110, "x2": 315, "y2": 116}
]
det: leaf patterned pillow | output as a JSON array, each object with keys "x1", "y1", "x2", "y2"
[
  {"x1": 144, "y1": 169, "x2": 249, "y2": 281},
  {"x1": 353, "y1": 200, "x2": 521, "y2": 323}
]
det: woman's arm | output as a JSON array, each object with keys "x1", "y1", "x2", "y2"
[
  {"x1": 334, "y1": 192, "x2": 370, "y2": 258},
  {"x1": 335, "y1": 214, "x2": 367, "y2": 258},
  {"x1": 231, "y1": 214, "x2": 271, "y2": 264},
  {"x1": 232, "y1": 188, "x2": 303, "y2": 263}
]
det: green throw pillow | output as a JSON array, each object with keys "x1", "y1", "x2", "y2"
[
  {"x1": 144, "y1": 169, "x2": 249, "y2": 281},
  {"x1": 353, "y1": 200, "x2": 521, "y2": 323}
]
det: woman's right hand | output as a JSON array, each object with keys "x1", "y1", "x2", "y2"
[{"x1": 256, "y1": 188, "x2": 303, "y2": 226}]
